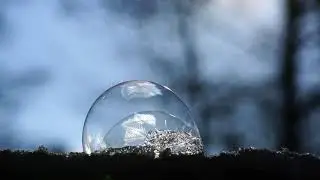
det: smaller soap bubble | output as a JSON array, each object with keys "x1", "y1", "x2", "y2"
[{"x1": 82, "y1": 80, "x2": 203, "y2": 157}]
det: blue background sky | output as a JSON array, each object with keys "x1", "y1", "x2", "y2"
[{"x1": 0, "y1": 0, "x2": 319, "y2": 154}]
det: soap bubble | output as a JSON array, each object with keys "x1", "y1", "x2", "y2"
[{"x1": 82, "y1": 80, "x2": 203, "y2": 156}]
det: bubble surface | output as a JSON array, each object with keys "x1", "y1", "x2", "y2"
[{"x1": 82, "y1": 80, "x2": 203, "y2": 156}]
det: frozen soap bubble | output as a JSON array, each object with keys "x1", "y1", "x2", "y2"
[{"x1": 82, "y1": 80, "x2": 203, "y2": 157}]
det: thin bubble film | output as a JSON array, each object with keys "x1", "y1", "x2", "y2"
[{"x1": 82, "y1": 80, "x2": 203, "y2": 156}]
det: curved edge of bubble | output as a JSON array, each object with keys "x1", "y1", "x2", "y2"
[{"x1": 82, "y1": 80, "x2": 202, "y2": 154}]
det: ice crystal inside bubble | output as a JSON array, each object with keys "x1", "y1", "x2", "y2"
[
  {"x1": 103, "y1": 111, "x2": 188, "y2": 148},
  {"x1": 144, "y1": 129, "x2": 203, "y2": 157},
  {"x1": 82, "y1": 80, "x2": 203, "y2": 157}
]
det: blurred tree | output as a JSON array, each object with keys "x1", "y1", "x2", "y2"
[
  {"x1": 279, "y1": 0, "x2": 320, "y2": 152},
  {"x1": 149, "y1": 0, "x2": 277, "y2": 151},
  {"x1": 99, "y1": 0, "x2": 320, "y2": 153},
  {"x1": 170, "y1": 0, "x2": 213, "y2": 148},
  {"x1": 278, "y1": 0, "x2": 302, "y2": 152}
]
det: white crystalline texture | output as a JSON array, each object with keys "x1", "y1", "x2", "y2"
[
  {"x1": 101, "y1": 129, "x2": 204, "y2": 158},
  {"x1": 144, "y1": 130, "x2": 204, "y2": 157}
]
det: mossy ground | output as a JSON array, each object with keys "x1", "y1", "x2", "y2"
[{"x1": 1, "y1": 147, "x2": 320, "y2": 180}]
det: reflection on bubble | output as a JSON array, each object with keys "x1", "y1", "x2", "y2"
[{"x1": 82, "y1": 80, "x2": 203, "y2": 156}]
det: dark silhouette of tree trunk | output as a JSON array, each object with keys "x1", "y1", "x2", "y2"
[
  {"x1": 173, "y1": 2, "x2": 210, "y2": 147},
  {"x1": 279, "y1": 0, "x2": 302, "y2": 152}
]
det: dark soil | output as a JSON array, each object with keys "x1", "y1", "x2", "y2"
[{"x1": 1, "y1": 147, "x2": 320, "y2": 180}]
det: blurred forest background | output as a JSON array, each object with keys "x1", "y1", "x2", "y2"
[{"x1": 0, "y1": 0, "x2": 320, "y2": 155}]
